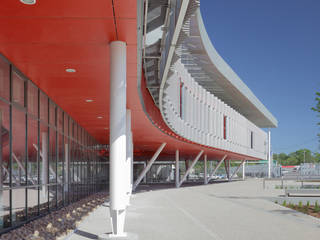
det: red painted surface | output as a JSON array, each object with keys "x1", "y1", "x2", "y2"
[{"x1": 0, "y1": 0, "x2": 258, "y2": 160}]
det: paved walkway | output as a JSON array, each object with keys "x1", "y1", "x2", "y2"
[{"x1": 66, "y1": 179, "x2": 320, "y2": 240}]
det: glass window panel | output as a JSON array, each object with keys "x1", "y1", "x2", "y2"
[
  {"x1": 57, "y1": 134, "x2": 63, "y2": 207},
  {"x1": 48, "y1": 185, "x2": 56, "y2": 210},
  {"x1": 0, "y1": 190, "x2": 10, "y2": 229},
  {"x1": 0, "y1": 102, "x2": 10, "y2": 194},
  {"x1": 64, "y1": 114, "x2": 68, "y2": 137},
  {"x1": 0, "y1": 58, "x2": 10, "y2": 101},
  {"x1": 64, "y1": 136, "x2": 70, "y2": 204},
  {"x1": 27, "y1": 82, "x2": 38, "y2": 117},
  {"x1": 12, "y1": 188, "x2": 26, "y2": 226},
  {"x1": 12, "y1": 72, "x2": 25, "y2": 107},
  {"x1": 40, "y1": 92, "x2": 48, "y2": 123},
  {"x1": 57, "y1": 108, "x2": 63, "y2": 133},
  {"x1": 27, "y1": 117, "x2": 38, "y2": 186},
  {"x1": 69, "y1": 119, "x2": 73, "y2": 139},
  {"x1": 49, "y1": 101, "x2": 55, "y2": 127},
  {"x1": 12, "y1": 108, "x2": 26, "y2": 186},
  {"x1": 39, "y1": 123, "x2": 48, "y2": 209},
  {"x1": 27, "y1": 186, "x2": 39, "y2": 219},
  {"x1": 49, "y1": 129, "x2": 56, "y2": 184}
]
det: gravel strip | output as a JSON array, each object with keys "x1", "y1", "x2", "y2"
[{"x1": 0, "y1": 192, "x2": 107, "y2": 240}]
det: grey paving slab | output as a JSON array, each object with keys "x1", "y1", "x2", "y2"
[{"x1": 67, "y1": 179, "x2": 320, "y2": 240}]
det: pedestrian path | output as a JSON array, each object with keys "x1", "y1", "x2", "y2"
[{"x1": 67, "y1": 179, "x2": 320, "y2": 240}]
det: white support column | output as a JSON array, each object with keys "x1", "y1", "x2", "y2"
[
  {"x1": 208, "y1": 155, "x2": 227, "y2": 181},
  {"x1": 64, "y1": 144, "x2": 69, "y2": 193},
  {"x1": 133, "y1": 143, "x2": 166, "y2": 191},
  {"x1": 204, "y1": 154, "x2": 208, "y2": 185},
  {"x1": 242, "y1": 160, "x2": 246, "y2": 180},
  {"x1": 230, "y1": 159, "x2": 245, "y2": 180},
  {"x1": 175, "y1": 150, "x2": 179, "y2": 188},
  {"x1": 178, "y1": 150, "x2": 203, "y2": 187},
  {"x1": 106, "y1": 41, "x2": 127, "y2": 238},
  {"x1": 268, "y1": 129, "x2": 271, "y2": 179},
  {"x1": 41, "y1": 132, "x2": 48, "y2": 199},
  {"x1": 125, "y1": 109, "x2": 133, "y2": 206}
]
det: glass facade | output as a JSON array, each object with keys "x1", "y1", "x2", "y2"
[{"x1": 0, "y1": 54, "x2": 107, "y2": 233}]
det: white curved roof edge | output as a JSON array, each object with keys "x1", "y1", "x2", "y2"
[{"x1": 196, "y1": 9, "x2": 278, "y2": 128}]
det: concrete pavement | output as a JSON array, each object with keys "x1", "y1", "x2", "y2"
[{"x1": 66, "y1": 179, "x2": 320, "y2": 240}]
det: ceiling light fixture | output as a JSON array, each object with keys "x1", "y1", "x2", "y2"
[
  {"x1": 85, "y1": 99, "x2": 94, "y2": 103},
  {"x1": 20, "y1": 0, "x2": 36, "y2": 5},
  {"x1": 97, "y1": 116, "x2": 103, "y2": 119},
  {"x1": 65, "y1": 68, "x2": 76, "y2": 73},
  {"x1": 104, "y1": 127, "x2": 108, "y2": 130}
]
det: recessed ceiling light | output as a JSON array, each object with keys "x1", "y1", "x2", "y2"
[
  {"x1": 104, "y1": 127, "x2": 108, "y2": 130},
  {"x1": 85, "y1": 99, "x2": 94, "y2": 103},
  {"x1": 65, "y1": 68, "x2": 76, "y2": 73},
  {"x1": 97, "y1": 116, "x2": 103, "y2": 119},
  {"x1": 20, "y1": 0, "x2": 36, "y2": 5}
]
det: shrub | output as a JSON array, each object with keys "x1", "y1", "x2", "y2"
[
  {"x1": 307, "y1": 201, "x2": 310, "y2": 207},
  {"x1": 282, "y1": 200, "x2": 287, "y2": 207},
  {"x1": 298, "y1": 201, "x2": 303, "y2": 208}
]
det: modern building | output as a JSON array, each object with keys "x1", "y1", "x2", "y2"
[{"x1": 0, "y1": 0, "x2": 277, "y2": 237}]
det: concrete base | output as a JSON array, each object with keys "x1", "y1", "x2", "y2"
[{"x1": 98, "y1": 232, "x2": 138, "y2": 240}]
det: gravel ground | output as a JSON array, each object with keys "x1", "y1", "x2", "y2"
[{"x1": 0, "y1": 192, "x2": 107, "y2": 240}]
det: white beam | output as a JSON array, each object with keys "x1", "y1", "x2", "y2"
[
  {"x1": 208, "y1": 155, "x2": 227, "y2": 181},
  {"x1": 178, "y1": 150, "x2": 203, "y2": 187},
  {"x1": 230, "y1": 159, "x2": 245, "y2": 180},
  {"x1": 175, "y1": 150, "x2": 179, "y2": 188},
  {"x1": 133, "y1": 143, "x2": 166, "y2": 191}
]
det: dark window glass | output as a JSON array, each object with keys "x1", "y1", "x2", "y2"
[
  {"x1": 12, "y1": 72, "x2": 25, "y2": 107},
  {"x1": 27, "y1": 82, "x2": 38, "y2": 117},
  {"x1": 0, "y1": 58, "x2": 10, "y2": 101},
  {"x1": 250, "y1": 131, "x2": 254, "y2": 149},
  {"x1": 40, "y1": 92, "x2": 48, "y2": 123},
  {"x1": 49, "y1": 101, "x2": 56, "y2": 127},
  {"x1": 223, "y1": 116, "x2": 227, "y2": 140},
  {"x1": 12, "y1": 108, "x2": 26, "y2": 224}
]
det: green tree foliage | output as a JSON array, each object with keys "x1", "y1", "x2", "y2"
[
  {"x1": 273, "y1": 149, "x2": 320, "y2": 166},
  {"x1": 311, "y1": 91, "x2": 320, "y2": 140}
]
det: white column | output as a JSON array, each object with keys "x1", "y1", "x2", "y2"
[
  {"x1": 268, "y1": 129, "x2": 271, "y2": 179},
  {"x1": 242, "y1": 160, "x2": 246, "y2": 180},
  {"x1": 41, "y1": 132, "x2": 48, "y2": 198},
  {"x1": 125, "y1": 109, "x2": 133, "y2": 206},
  {"x1": 108, "y1": 41, "x2": 127, "y2": 237},
  {"x1": 64, "y1": 144, "x2": 69, "y2": 193},
  {"x1": 175, "y1": 150, "x2": 179, "y2": 188},
  {"x1": 204, "y1": 154, "x2": 208, "y2": 185}
]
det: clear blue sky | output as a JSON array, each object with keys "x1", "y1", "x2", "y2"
[{"x1": 201, "y1": 1, "x2": 320, "y2": 154}]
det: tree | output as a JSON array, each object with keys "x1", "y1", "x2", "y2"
[{"x1": 311, "y1": 91, "x2": 320, "y2": 141}]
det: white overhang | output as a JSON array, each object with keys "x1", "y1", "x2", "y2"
[{"x1": 180, "y1": 9, "x2": 278, "y2": 128}]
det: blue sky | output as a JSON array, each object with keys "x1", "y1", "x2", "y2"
[{"x1": 201, "y1": 1, "x2": 320, "y2": 154}]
